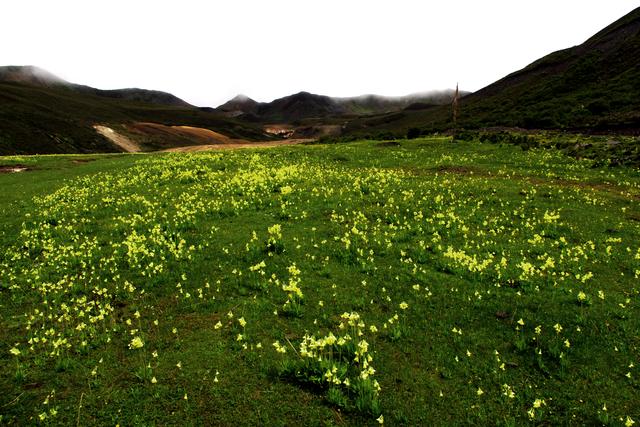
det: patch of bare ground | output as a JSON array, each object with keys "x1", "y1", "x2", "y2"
[
  {"x1": 93, "y1": 125, "x2": 141, "y2": 153},
  {"x1": 0, "y1": 165, "x2": 29, "y2": 173},
  {"x1": 127, "y1": 122, "x2": 247, "y2": 145},
  {"x1": 264, "y1": 124, "x2": 295, "y2": 138}
]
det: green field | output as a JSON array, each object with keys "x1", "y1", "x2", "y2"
[{"x1": 1, "y1": 138, "x2": 639, "y2": 425}]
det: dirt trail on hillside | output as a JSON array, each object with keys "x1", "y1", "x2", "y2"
[
  {"x1": 126, "y1": 122, "x2": 253, "y2": 145},
  {"x1": 163, "y1": 139, "x2": 312, "y2": 152},
  {"x1": 170, "y1": 125, "x2": 242, "y2": 143},
  {"x1": 94, "y1": 125, "x2": 141, "y2": 152}
]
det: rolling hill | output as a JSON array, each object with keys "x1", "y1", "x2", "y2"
[
  {"x1": 0, "y1": 66, "x2": 192, "y2": 107},
  {"x1": 344, "y1": 6, "x2": 640, "y2": 137},
  {"x1": 0, "y1": 68, "x2": 273, "y2": 155}
]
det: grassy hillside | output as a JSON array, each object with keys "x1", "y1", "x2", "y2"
[
  {"x1": 345, "y1": 7, "x2": 640, "y2": 137},
  {"x1": 0, "y1": 66, "x2": 192, "y2": 107},
  {"x1": 0, "y1": 82, "x2": 273, "y2": 155},
  {"x1": 1, "y1": 138, "x2": 639, "y2": 425}
]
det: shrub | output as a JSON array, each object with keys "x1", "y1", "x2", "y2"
[{"x1": 406, "y1": 127, "x2": 422, "y2": 139}]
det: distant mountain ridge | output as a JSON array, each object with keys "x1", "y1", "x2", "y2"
[
  {"x1": 0, "y1": 65, "x2": 192, "y2": 107},
  {"x1": 217, "y1": 89, "x2": 467, "y2": 122}
]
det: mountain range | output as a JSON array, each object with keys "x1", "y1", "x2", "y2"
[
  {"x1": 1, "y1": 6, "x2": 639, "y2": 154},
  {"x1": 217, "y1": 90, "x2": 466, "y2": 122},
  {"x1": 0, "y1": 66, "x2": 274, "y2": 155},
  {"x1": 0, "y1": 66, "x2": 466, "y2": 154}
]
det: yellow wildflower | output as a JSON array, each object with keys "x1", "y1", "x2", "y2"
[{"x1": 129, "y1": 336, "x2": 144, "y2": 349}]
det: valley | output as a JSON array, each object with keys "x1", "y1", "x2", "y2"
[{"x1": 1, "y1": 4, "x2": 639, "y2": 426}]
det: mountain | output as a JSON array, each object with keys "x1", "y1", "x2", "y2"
[
  {"x1": 217, "y1": 94, "x2": 260, "y2": 116},
  {"x1": 461, "y1": 5, "x2": 640, "y2": 130},
  {"x1": 257, "y1": 92, "x2": 346, "y2": 122},
  {"x1": 345, "y1": 6, "x2": 640, "y2": 137},
  {"x1": 217, "y1": 89, "x2": 465, "y2": 123},
  {"x1": 0, "y1": 65, "x2": 67, "y2": 87},
  {"x1": 0, "y1": 66, "x2": 191, "y2": 107},
  {"x1": 0, "y1": 68, "x2": 273, "y2": 155}
]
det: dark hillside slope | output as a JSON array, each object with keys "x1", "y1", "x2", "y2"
[
  {"x1": 463, "y1": 5, "x2": 640, "y2": 129},
  {"x1": 0, "y1": 65, "x2": 67, "y2": 87},
  {"x1": 0, "y1": 66, "x2": 192, "y2": 107},
  {"x1": 82, "y1": 87, "x2": 192, "y2": 107},
  {"x1": 345, "y1": 7, "x2": 640, "y2": 136},
  {"x1": 256, "y1": 92, "x2": 346, "y2": 122}
]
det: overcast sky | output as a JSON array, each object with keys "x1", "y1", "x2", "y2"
[{"x1": 1, "y1": 1, "x2": 635, "y2": 107}]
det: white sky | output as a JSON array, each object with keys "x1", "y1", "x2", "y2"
[{"x1": 1, "y1": 1, "x2": 636, "y2": 107}]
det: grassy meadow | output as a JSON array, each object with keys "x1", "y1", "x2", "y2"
[{"x1": 1, "y1": 137, "x2": 639, "y2": 425}]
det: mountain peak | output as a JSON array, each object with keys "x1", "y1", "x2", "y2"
[
  {"x1": 230, "y1": 94, "x2": 254, "y2": 102},
  {"x1": 0, "y1": 65, "x2": 68, "y2": 87},
  {"x1": 217, "y1": 94, "x2": 259, "y2": 114}
]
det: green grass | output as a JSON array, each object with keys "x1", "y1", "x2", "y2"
[{"x1": 1, "y1": 137, "x2": 639, "y2": 425}]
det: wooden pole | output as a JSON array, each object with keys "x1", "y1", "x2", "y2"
[{"x1": 452, "y1": 82, "x2": 459, "y2": 133}]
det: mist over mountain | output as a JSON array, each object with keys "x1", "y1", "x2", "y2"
[
  {"x1": 0, "y1": 66, "x2": 192, "y2": 107},
  {"x1": 0, "y1": 65, "x2": 67, "y2": 87},
  {"x1": 217, "y1": 89, "x2": 468, "y2": 122}
]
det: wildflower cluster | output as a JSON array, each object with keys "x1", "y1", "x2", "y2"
[{"x1": 277, "y1": 312, "x2": 381, "y2": 416}]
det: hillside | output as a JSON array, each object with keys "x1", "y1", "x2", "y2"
[
  {"x1": 0, "y1": 66, "x2": 192, "y2": 107},
  {"x1": 0, "y1": 79, "x2": 272, "y2": 155},
  {"x1": 345, "y1": 6, "x2": 640, "y2": 137},
  {"x1": 0, "y1": 65, "x2": 67, "y2": 87},
  {"x1": 81, "y1": 87, "x2": 192, "y2": 108}
]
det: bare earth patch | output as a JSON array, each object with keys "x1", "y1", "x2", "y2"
[
  {"x1": 126, "y1": 122, "x2": 247, "y2": 145},
  {"x1": 0, "y1": 165, "x2": 29, "y2": 173},
  {"x1": 93, "y1": 125, "x2": 141, "y2": 153}
]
